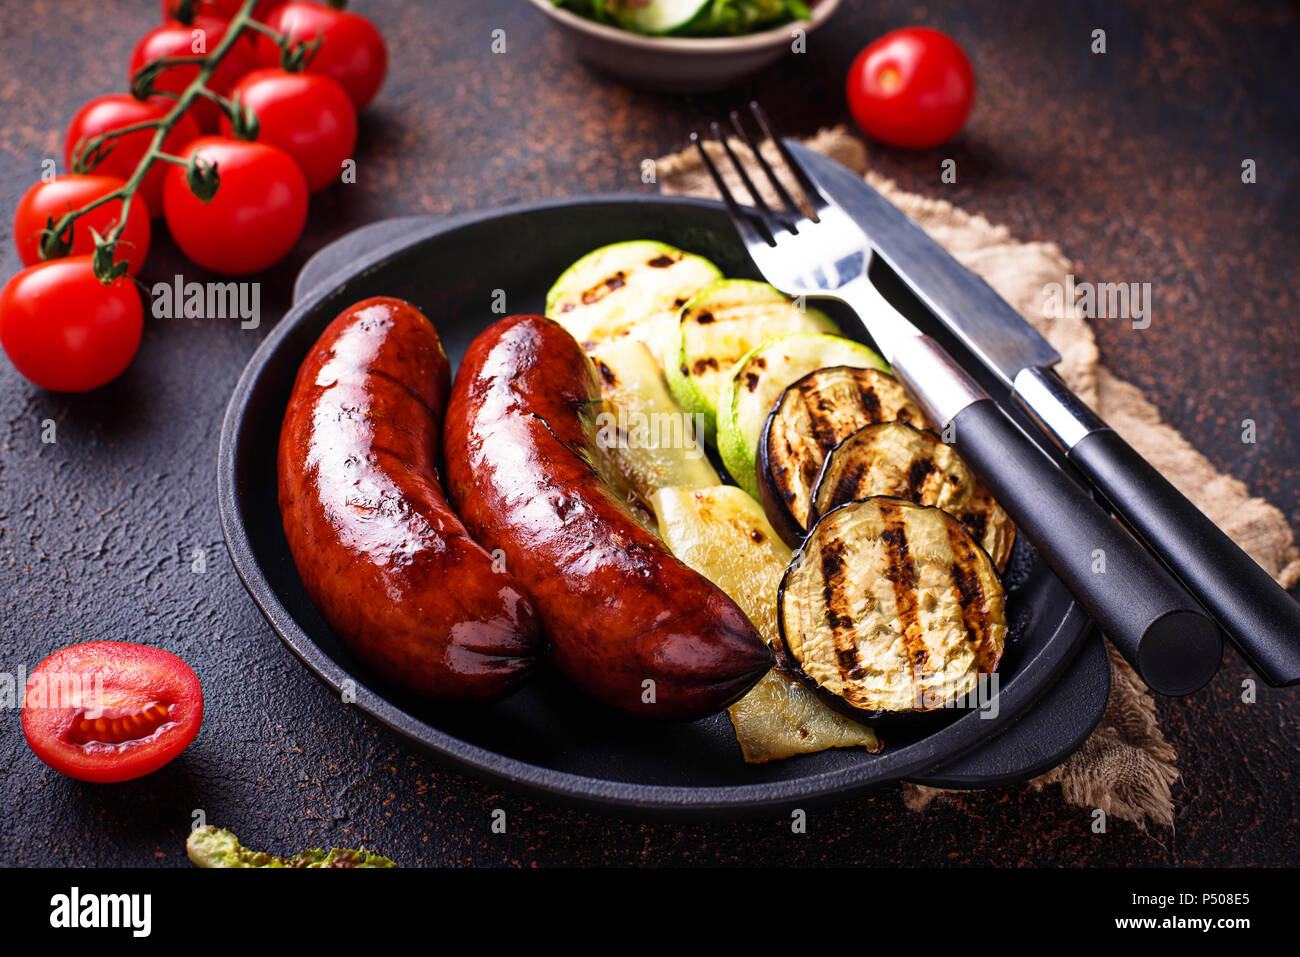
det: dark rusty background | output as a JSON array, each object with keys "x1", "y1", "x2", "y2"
[{"x1": 1, "y1": 0, "x2": 1297, "y2": 867}]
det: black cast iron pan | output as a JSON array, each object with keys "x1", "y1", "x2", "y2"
[{"x1": 218, "y1": 190, "x2": 1109, "y2": 814}]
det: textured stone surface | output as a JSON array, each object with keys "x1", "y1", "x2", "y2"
[{"x1": 0, "y1": 0, "x2": 1297, "y2": 866}]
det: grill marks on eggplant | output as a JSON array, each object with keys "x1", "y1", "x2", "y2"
[
  {"x1": 877, "y1": 501, "x2": 927, "y2": 684},
  {"x1": 943, "y1": 518, "x2": 997, "y2": 672},
  {"x1": 809, "y1": 421, "x2": 1015, "y2": 571},
  {"x1": 778, "y1": 498, "x2": 1007, "y2": 717},
  {"x1": 761, "y1": 366, "x2": 925, "y2": 540}
]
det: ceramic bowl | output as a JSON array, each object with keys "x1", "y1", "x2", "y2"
[{"x1": 525, "y1": 0, "x2": 846, "y2": 92}]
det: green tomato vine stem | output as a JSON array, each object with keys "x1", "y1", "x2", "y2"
[{"x1": 46, "y1": 0, "x2": 292, "y2": 283}]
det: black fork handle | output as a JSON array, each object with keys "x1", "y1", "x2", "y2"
[{"x1": 950, "y1": 400, "x2": 1223, "y2": 694}]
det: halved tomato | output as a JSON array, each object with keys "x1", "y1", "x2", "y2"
[{"x1": 22, "y1": 641, "x2": 203, "y2": 783}]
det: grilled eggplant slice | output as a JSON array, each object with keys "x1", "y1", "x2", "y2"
[
  {"x1": 810, "y1": 421, "x2": 1015, "y2": 571},
  {"x1": 652, "y1": 485, "x2": 880, "y2": 762},
  {"x1": 779, "y1": 497, "x2": 1007, "y2": 719},
  {"x1": 664, "y1": 280, "x2": 838, "y2": 444},
  {"x1": 545, "y1": 240, "x2": 721, "y2": 367},
  {"x1": 758, "y1": 366, "x2": 924, "y2": 546},
  {"x1": 588, "y1": 338, "x2": 720, "y2": 520},
  {"x1": 717, "y1": 334, "x2": 889, "y2": 498}
]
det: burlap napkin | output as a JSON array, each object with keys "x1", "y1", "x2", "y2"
[{"x1": 658, "y1": 128, "x2": 1300, "y2": 829}]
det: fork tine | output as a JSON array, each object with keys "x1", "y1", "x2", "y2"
[
  {"x1": 710, "y1": 121, "x2": 796, "y2": 237},
  {"x1": 749, "y1": 101, "x2": 828, "y2": 216},
  {"x1": 730, "y1": 108, "x2": 805, "y2": 227},
  {"x1": 690, "y1": 131, "x2": 773, "y2": 248}
]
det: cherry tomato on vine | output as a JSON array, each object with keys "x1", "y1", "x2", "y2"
[
  {"x1": 0, "y1": 257, "x2": 144, "y2": 392},
  {"x1": 128, "y1": 15, "x2": 259, "y2": 133},
  {"x1": 258, "y1": 1, "x2": 387, "y2": 110},
  {"x1": 161, "y1": 0, "x2": 283, "y2": 21},
  {"x1": 163, "y1": 136, "x2": 308, "y2": 275},
  {"x1": 22, "y1": 641, "x2": 202, "y2": 784},
  {"x1": 63, "y1": 94, "x2": 201, "y2": 217},
  {"x1": 14, "y1": 176, "x2": 151, "y2": 276},
  {"x1": 846, "y1": 27, "x2": 976, "y2": 149},
  {"x1": 220, "y1": 68, "x2": 356, "y2": 192}
]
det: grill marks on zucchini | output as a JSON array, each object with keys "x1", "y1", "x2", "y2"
[
  {"x1": 664, "y1": 280, "x2": 838, "y2": 443},
  {"x1": 809, "y1": 421, "x2": 1015, "y2": 571},
  {"x1": 545, "y1": 241, "x2": 722, "y2": 367},
  {"x1": 759, "y1": 366, "x2": 924, "y2": 544},
  {"x1": 719, "y1": 334, "x2": 889, "y2": 500},
  {"x1": 779, "y1": 498, "x2": 1007, "y2": 717},
  {"x1": 577, "y1": 272, "x2": 628, "y2": 307}
]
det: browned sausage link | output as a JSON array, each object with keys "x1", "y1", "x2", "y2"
[
  {"x1": 278, "y1": 297, "x2": 541, "y2": 701},
  {"x1": 443, "y1": 315, "x2": 772, "y2": 720}
]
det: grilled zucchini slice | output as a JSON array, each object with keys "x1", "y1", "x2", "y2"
[
  {"x1": 546, "y1": 240, "x2": 721, "y2": 367},
  {"x1": 588, "y1": 338, "x2": 720, "y2": 517},
  {"x1": 758, "y1": 366, "x2": 924, "y2": 545},
  {"x1": 779, "y1": 497, "x2": 1006, "y2": 718},
  {"x1": 652, "y1": 485, "x2": 880, "y2": 762},
  {"x1": 716, "y1": 334, "x2": 889, "y2": 498},
  {"x1": 664, "y1": 280, "x2": 838, "y2": 445},
  {"x1": 810, "y1": 421, "x2": 1015, "y2": 571}
]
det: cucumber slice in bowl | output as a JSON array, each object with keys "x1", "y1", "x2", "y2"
[
  {"x1": 665, "y1": 279, "x2": 838, "y2": 445},
  {"x1": 810, "y1": 421, "x2": 1016, "y2": 572},
  {"x1": 779, "y1": 497, "x2": 1007, "y2": 720},
  {"x1": 652, "y1": 485, "x2": 880, "y2": 762},
  {"x1": 604, "y1": 0, "x2": 712, "y2": 34},
  {"x1": 546, "y1": 240, "x2": 721, "y2": 367},
  {"x1": 758, "y1": 365, "x2": 925, "y2": 547},
  {"x1": 716, "y1": 333, "x2": 888, "y2": 498}
]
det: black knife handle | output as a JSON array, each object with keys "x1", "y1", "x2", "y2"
[
  {"x1": 1069, "y1": 428, "x2": 1300, "y2": 686},
  {"x1": 949, "y1": 399, "x2": 1223, "y2": 695}
]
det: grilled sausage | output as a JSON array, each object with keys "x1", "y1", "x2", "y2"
[
  {"x1": 278, "y1": 297, "x2": 541, "y2": 700},
  {"x1": 443, "y1": 315, "x2": 773, "y2": 720}
]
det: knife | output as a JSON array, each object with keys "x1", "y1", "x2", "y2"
[{"x1": 788, "y1": 139, "x2": 1300, "y2": 688}]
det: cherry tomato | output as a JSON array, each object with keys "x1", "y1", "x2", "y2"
[
  {"x1": 13, "y1": 176, "x2": 151, "y2": 276},
  {"x1": 220, "y1": 68, "x2": 355, "y2": 192},
  {"x1": 259, "y1": 1, "x2": 387, "y2": 110},
  {"x1": 161, "y1": 0, "x2": 282, "y2": 20},
  {"x1": 846, "y1": 27, "x2": 976, "y2": 149},
  {"x1": 63, "y1": 94, "x2": 201, "y2": 217},
  {"x1": 0, "y1": 257, "x2": 143, "y2": 392},
  {"x1": 22, "y1": 641, "x2": 202, "y2": 784},
  {"x1": 128, "y1": 16, "x2": 259, "y2": 133},
  {"x1": 163, "y1": 136, "x2": 308, "y2": 275}
]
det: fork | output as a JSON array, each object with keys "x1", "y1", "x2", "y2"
[{"x1": 693, "y1": 103, "x2": 1223, "y2": 696}]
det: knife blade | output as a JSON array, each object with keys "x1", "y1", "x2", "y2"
[{"x1": 787, "y1": 139, "x2": 1300, "y2": 687}]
